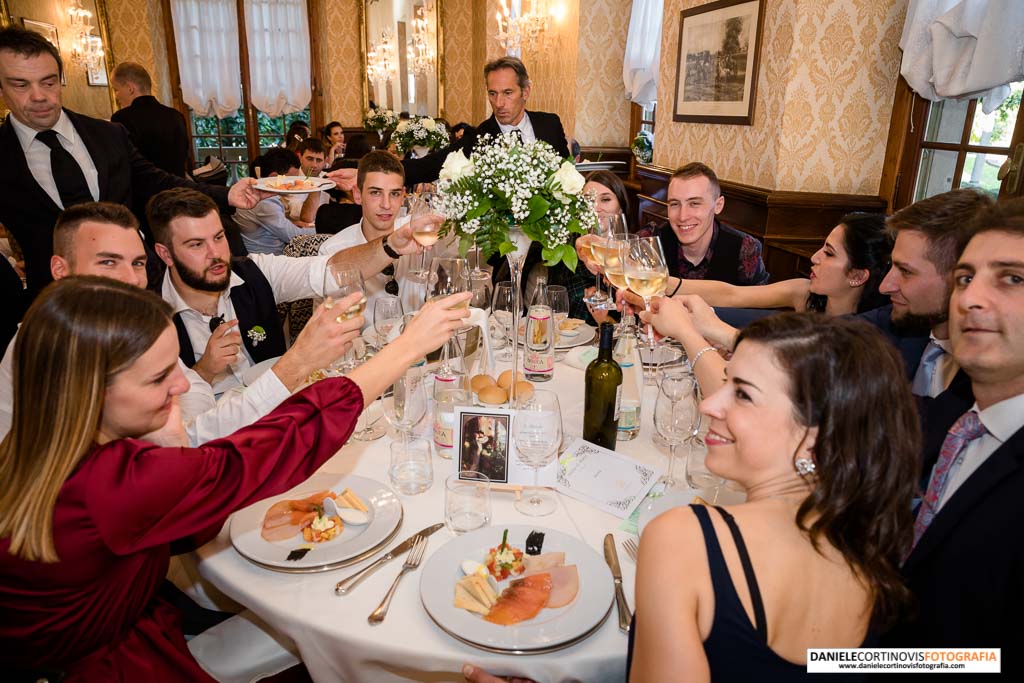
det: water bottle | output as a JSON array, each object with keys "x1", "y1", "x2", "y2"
[{"x1": 524, "y1": 278, "x2": 554, "y2": 382}]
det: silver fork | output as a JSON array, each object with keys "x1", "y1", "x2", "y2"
[
  {"x1": 623, "y1": 538, "x2": 639, "y2": 563},
  {"x1": 367, "y1": 536, "x2": 427, "y2": 625}
]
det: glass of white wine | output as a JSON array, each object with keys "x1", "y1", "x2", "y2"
[
  {"x1": 323, "y1": 264, "x2": 366, "y2": 371},
  {"x1": 411, "y1": 192, "x2": 440, "y2": 274},
  {"x1": 584, "y1": 214, "x2": 627, "y2": 308},
  {"x1": 622, "y1": 236, "x2": 669, "y2": 348}
]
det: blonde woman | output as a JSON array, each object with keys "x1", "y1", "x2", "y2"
[{"x1": 0, "y1": 277, "x2": 470, "y2": 681}]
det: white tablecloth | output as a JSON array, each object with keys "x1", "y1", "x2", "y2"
[{"x1": 195, "y1": 360, "x2": 700, "y2": 683}]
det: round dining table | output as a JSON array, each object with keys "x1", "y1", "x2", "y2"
[{"x1": 195, "y1": 349, "x2": 724, "y2": 683}]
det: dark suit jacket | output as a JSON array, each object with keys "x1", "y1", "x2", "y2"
[
  {"x1": 403, "y1": 110, "x2": 570, "y2": 186},
  {"x1": 0, "y1": 110, "x2": 229, "y2": 296},
  {"x1": 857, "y1": 305, "x2": 930, "y2": 380},
  {"x1": 110, "y1": 95, "x2": 190, "y2": 178},
  {"x1": 882, "y1": 384, "x2": 1024, "y2": 670}
]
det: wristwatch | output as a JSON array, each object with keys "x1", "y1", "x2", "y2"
[{"x1": 382, "y1": 235, "x2": 400, "y2": 259}]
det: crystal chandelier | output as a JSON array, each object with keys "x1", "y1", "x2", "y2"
[
  {"x1": 367, "y1": 29, "x2": 398, "y2": 85},
  {"x1": 67, "y1": 0, "x2": 104, "y2": 70},
  {"x1": 495, "y1": 0, "x2": 557, "y2": 56},
  {"x1": 407, "y1": 6, "x2": 435, "y2": 77}
]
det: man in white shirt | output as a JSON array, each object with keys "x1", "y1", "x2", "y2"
[
  {"x1": 286, "y1": 138, "x2": 331, "y2": 224},
  {"x1": 234, "y1": 147, "x2": 315, "y2": 255},
  {"x1": 319, "y1": 151, "x2": 429, "y2": 329},
  {"x1": 0, "y1": 201, "x2": 355, "y2": 446},
  {"x1": 150, "y1": 187, "x2": 431, "y2": 395},
  {"x1": 888, "y1": 199, "x2": 1024, "y2": 662},
  {"x1": 876, "y1": 188, "x2": 994, "y2": 397}
]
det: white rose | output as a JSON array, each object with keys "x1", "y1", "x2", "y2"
[
  {"x1": 551, "y1": 160, "x2": 585, "y2": 196},
  {"x1": 439, "y1": 151, "x2": 474, "y2": 182},
  {"x1": 421, "y1": 118, "x2": 436, "y2": 131},
  {"x1": 397, "y1": 120, "x2": 411, "y2": 133}
]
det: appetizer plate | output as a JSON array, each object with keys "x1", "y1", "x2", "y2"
[
  {"x1": 517, "y1": 322, "x2": 596, "y2": 349},
  {"x1": 254, "y1": 175, "x2": 336, "y2": 194},
  {"x1": 420, "y1": 525, "x2": 613, "y2": 654},
  {"x1": 230, "y1": 474, "x2": 402, "y2": 573}
]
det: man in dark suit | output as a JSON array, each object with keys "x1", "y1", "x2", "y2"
[
  {"x1": 0, "y1": 27, "x2": 266, "y2": 297},
  {"x1": 884, "y1": 200, "x2": 1024, "y2": 672},
  {"x1": 110, "y1": 61, "x2": 190, "y2": 178}
]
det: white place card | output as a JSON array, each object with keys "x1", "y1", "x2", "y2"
[
  {"x1": 555, "y1": 438, "x2": 662, "y2": 519},
  {"x1": 452, "y1": 406, "x2": 557, "y2": 486}
]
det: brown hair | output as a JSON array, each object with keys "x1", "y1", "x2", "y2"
[
  {"x1": 297, "y1": 137, "x2": 326, "y2": 156},
  {"x1": 53, "y1": 202, "x2": 140, "y2": 259},
  {"x1": 957, "y1": 196, "x2": 1024, "y2": 254},
  {"x1": 483, "y1": 56, "x2": 530, "y2": 89},
  {"x1": 584, "y1": 170, "x2": 631, "y2": 224},
  {"x1": 0, "y1": 277, "x2": 173, "y2": 562},
  {"x1": 146, "y1": 188, "x2": 218, "y2": 246},
  {"x1": 736, "y1": 313, "x2": 920, "y2": 630},
  {"x1": 111, "y1": 61, "x2": 152, "y2": 93},
  {"x1": 887, "y1": 189, "x2": 993, "y2": 276},
  {"x1": 357, "y1": 150, "x2": 405, "y2": 189},
  {"x1": 0, "y1": 27, "x2": 63, "y2": 81},
  {"x1": 671, "y1": 162, "x2": 721, "y2": 198}
]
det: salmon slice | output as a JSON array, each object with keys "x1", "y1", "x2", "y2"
[
  {"x1": 524, "y1": 565, "x2": 578, "y2": 608},
  {"x1": 484, "y1": 573, "x2": 552, "y2": 625},
  {"x1": 261, "y1": 491, "x2": 335, "y2": 541}
]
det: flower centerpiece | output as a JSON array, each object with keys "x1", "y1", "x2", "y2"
[
  {"x1": 631, "y1": 130, "x2": 653, "y2": 164},
  {"x1": 392, "y1": 116, "x2": 450, "y2": 157},
  {"x1": 363, "y1": 107, "x2": 398, "y2": 134},
  {"x1": 435, "y1": 133, "x2": 596, "y2": 271}
]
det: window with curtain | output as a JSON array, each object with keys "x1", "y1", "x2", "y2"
[
  {"x1": 622, "y1": 0, "x2": 662, "y2": 108},
  {"x1": 167, "y1": 0, "x2": 314, "y2": 179}
]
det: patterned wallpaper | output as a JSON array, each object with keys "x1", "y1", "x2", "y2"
[
  {"x1": 654, "y1": 0, "x2": 907, "y2": 195},
  {"x1": 442, "y1": 0, "x2": 476, "y2": 126},
  {"x1": 575, "y1": 0, "x2": 632, "y2": 147},
  {"x1": 317, "y1": 0, "x2": 363, "y2": 126},
  {"x1": 517, "y1": 0, "x2": 580, "y2": 141},
  {"x1": 105, "y1": 0, "x2": 171, "y2": 105}
]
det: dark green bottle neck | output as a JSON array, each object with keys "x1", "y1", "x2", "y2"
[{"x1": 597, "y1": 324, "x2": 614, "y2": 360}]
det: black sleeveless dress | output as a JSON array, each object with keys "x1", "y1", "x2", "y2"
[{"x1": 626, "y1": 505, "x2": 870, "y2": 680}]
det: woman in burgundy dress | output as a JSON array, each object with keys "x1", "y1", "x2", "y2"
[{"x1": 0, "y1": 276, "x2": 471, "y2": 681}]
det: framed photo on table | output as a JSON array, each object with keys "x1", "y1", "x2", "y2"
[
  {"x1": 672, "y1": 0, "x2": 765, "y2": 125},
  {"x1": 456, "y1": 409, "x2": 511, "y2": 484}
]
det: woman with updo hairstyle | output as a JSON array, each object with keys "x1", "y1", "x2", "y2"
[
  {"x1": 0, "y1": 276, "x2": 470, "y2": 680},
  {"x1": 629, "y1": 312, "x2": 920, "y2": 681},
  {"x1": 322, "y1": 121, "x2": 345, "y2": 166}
]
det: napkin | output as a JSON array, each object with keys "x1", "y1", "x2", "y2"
[
  {"x1": 562, "y1": 345, "x2": 598, "y2": 370},
  {"x1": 466, "y1": 307, "x2": 493, "y2": 370}
]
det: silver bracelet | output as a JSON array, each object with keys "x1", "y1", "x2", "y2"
[{"x1": 690, "y1": 346, "x2": 717, "y2": 368}]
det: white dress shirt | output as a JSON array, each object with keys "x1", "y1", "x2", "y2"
[
  {"x1": 0, "y1": 331, "x2": 289, "y2": 446},
  {"x1": 937, "y1": 392, "x2": 1024, "y2": 510},
  {"x1": 10, "y1": 110, "x2": 100, "y2": 208},
  {"x1": 161, "y1": 252, "x2": 331, "y2": 395},
  {"x1": 496, "y1": 112, "x2": 536, "y2": 143}
]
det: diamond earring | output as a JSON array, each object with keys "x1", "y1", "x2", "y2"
[{"x1": 794, "y1": 456, "x2": 816, "y2": 477}]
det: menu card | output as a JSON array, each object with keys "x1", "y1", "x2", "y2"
[{"x1": 555, "y1": 438, "x2": 662, "y2": 519}]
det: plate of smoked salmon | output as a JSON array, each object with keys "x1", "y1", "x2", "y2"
[
  {"x1": 419, "y1": 526, "x2": 614, "y2": 653},
  {"x1": 230, "y1": 474, "x2": 403, "y2": 572}
]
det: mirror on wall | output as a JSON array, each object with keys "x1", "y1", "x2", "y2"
[{"x1": 361, "y1": 0, "x2": 443, "y2": 117}]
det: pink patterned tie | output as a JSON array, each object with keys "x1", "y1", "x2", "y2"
[{"x1": 910, "y1": 410, "x2": 985, "y2": 551}]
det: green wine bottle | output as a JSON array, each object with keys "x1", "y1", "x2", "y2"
[{"x1": 583, "y1": 323, "x2": 622, "y2": 450}]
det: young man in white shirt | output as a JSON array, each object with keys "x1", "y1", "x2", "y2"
[
  {"x1": 287, "y1": 138, "x2": 331, "y2": 224},
  {"x1": 150, "y1": 187, "x2": 431, "y2": 395}
]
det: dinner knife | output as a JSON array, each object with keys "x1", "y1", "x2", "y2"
[
  {"x1": 603, "y1": 533, "x2": 632, "y2": 633},
  {"x1": 335, "y1": 523, "x2": 443, "y2": 595}
]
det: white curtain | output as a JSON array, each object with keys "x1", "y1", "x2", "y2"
[
  {"x1": 244, "y1": 0, "x2": 312, "y2": 117},
  {"x1": 900, "y1": 0, "x2": 1024, "y2": 113},
  {"x1": 622, "y1": 0, "x2": 663, "y2": 106},
  {"x1": 170, "y1": 0, "x2": 241, "y2": 119}
]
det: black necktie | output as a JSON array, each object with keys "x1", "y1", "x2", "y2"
[{"x1": 35, "y1": 129, "x2": 93, "y2": 208}]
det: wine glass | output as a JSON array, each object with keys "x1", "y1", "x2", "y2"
[
  {"x1": 546, "y1": 285, "x2": 569, "y2": 352},
  {"x1": 428, "y1": 257, "x2": 470, "y2": 378},
  {"x1": 685, "y1": 436, "x2": 724, "y2": 499},
  {"x1": 322, "y1": 265, "x2": 366, "y2": 371},
  {"x1": 622, "y1": 236, "x2": 669, "y2": 348},
  {"x1": 383, "y1": 369, "x2": 428, "y2": 448},
  {"x1": 373, "y1": 296, "x2": 403, "y2": 349},
  {"x1": 653, "y1": 368, "x2": 700, "y2": 489},
  {"x1": 411, "y1": 192, "x2": 439, "y2": 275},
  {"x1": 469, "y1": 265, "x2": 494, "y2": 311},
  {"x1": 512, "y1": 390, "x2": 562, "y2": 516},
  {"x1": 584, "y1": 214, "x2": 626, "y2": 308},
  {"x1": 491, "y1": 281, "x2": 518, "y2": 362}
]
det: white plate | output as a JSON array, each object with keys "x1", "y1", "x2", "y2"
[
  {"x1": 518, "y1": 322, "x2": 596, "y2": 349},
  {"x1": 240, "y1": 356, "x2": 280, "y2": 386},
  {"x1": 230, "y1": 474, "x2": 403, "y2": 572},
  {"x1": 420, "y1": 525, "x2": 613, "y2": 653},
  {"x1": 254, "y1": 176, "x2": 336, "y2": 194},
  {"x1": 575, "y1": 161, "x2": 627, "y2": 173}
]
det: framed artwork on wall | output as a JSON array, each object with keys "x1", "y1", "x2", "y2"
[
  {"x1": 672, "y1": 0, "x2": 765, "y2": 125},
  {"x1": 20, "y1": 19, "x2": 66, "y2": 86},
  {"x1": 87, "y1": 55, "x2": 108, "y2": 86}
]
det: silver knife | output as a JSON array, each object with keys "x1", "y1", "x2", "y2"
[
  {"x1": 335, "y1": 523, "x2": 443, "y2": 595},
  {"x1": 604, "y1": 533, "x2": 632, "y2": 633}
]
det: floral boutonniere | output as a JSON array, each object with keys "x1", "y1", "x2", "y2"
[{"x1": 247, "y1": 325, "x2": 267, "y2": 346}]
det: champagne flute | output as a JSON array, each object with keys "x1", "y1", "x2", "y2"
[
  {"x1": 511, "y1": 390, "x2": 563, "y2": 516},
  {"x1": 373, "y1": 295, "x2": 403, "y2": 349},
  {"x1": 427, "y1": 257, "x2": 470, "y2": 378},
  {"x1": 491, "y1": 281, "x2": 517, "y2": 362},
  {"x1": 653, "y1": 368, "x2": 700, "y2": 489},
  {"x1": 622, "y1": 236, "x2": 669, "y2": 348},
  {"x1": 322, "y1": 265, "x2": 366, "y2": 371},
  {"x1": 383, "y1": 369, "x2": 428, "y2": 448}
]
